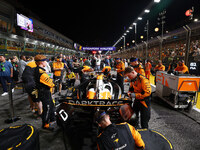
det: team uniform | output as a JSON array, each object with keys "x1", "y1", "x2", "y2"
[
  {"x1": 129, "y1": 74, "x2": 151, "y2": 129},
  {"x1": 115, "y1": 60, "x2": 125, "y2": 93},
  {"x1": 175, "y1": 63, "x2": 189, "y2": 74},
  {"x1": 145, "y1": 62, "x2": 152, "y2": 80},
  {"x1": 79, "y1": 65, "x2": 93, "y2": 83},
  {"x1": 154, "y1": 64, "x2": 165, "y2": 85},
  {"x1": 53, "y1": 61, "x2": 64, "y2": 83},
  {"x1": 132, "y1": 64, "x2": 146, "y2": 77},
  {"x1": 102, "y1": 66, "x2": 111, "y2": 73},
  {"x1": 102, "y1": 66, "x2": 111, "y2": 77},
  {"x1": 154, "y1": 64, "x2": 165, "y2": 72},
  {"x1": 97, "y1": 122, "x2": 145, "y2": 150},
  {"x1": 82, "y1": 65, "x2": 93, "y2": 73},
  {"x1": 130, "y1": 58, "x2": 146, "y2": 77},
  {"x1": 34, "y1": 66, "x2": 55, "y2": 129}
]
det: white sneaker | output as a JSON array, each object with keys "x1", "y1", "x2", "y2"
[
  {"x1": 12, "y1": 89, "x2": 14, "y2": 93},
  {"x1": 1, "y1": 92, "x2": 8, "y2": 96}
]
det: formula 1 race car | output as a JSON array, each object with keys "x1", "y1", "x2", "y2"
[
  {"x1": 56, "y1": 71, "x2": 173, "y2": 150},
  {"x1": 55, "y1": 71, "x2": 132, "y2": 149},
  {"x1": 56, "y1": 71, "x2": 131, "y2": 125}
]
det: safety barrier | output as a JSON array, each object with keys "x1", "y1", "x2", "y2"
[{"x1": 4, "y1": 83, "x2": 21, "y2": 123}]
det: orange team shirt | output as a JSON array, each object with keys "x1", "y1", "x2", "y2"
[
  {"x1": 53, "y1": 62, "x2": 64, "y2": 76},
  {"x1": 145, "y1": 62, "x2": 152, "y2": 72},
  {"x1": 175, "y1": 64, "x2": 189, "y2": 74},
  {"x1": 27, "y1": 61, "x2": 37, "y2": 68},
  {"x1": 97, "y1": 122, "x2": 145, "y2": 150},
  {"x1": 129, "y1": 75, "x2": 151, "y2": 101},
  {"x1": 102, "y1": 66, "x2": 111, "y2": 72},
  {"x1": 116, "y1": 61, "x2": 125, "y2": 73},
  {"x1": 82, "y1": 66, "x2": 92, "y2": 72},
  {"x1": 154, "y1": 65, "x2": 165, "y2": 71},
  {"x1": 129, "y1": 75, "x2": 151, "y2": 108},
  {"x1": 134, "y1": 65, "x2": 145, "y2": 76}
]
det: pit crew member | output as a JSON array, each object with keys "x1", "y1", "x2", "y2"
[
  {"x1": 174, "y1": 60, "x2": 189, "y2": 74},
  {"x1": 115, "y1": 58, "x2": 125, "y2": 94},
  {"x1": 154, "y1": 60, "x2": 165, "y2": 85},
  {"x1": 130, "y1": 57, "x2": 145, "y2": 77},
  {"x1": 145, "y1": 60, "x2": 152, "y2": 80},
  {"x1": 96, "y1": 111, "x2": 145, "y2": 150},
  {"x1": 53, "y1": 56, "x2": 64, "y2": 95},
  {"x1": 34, "y1": 55, "x2": 55, "y2": 130},
  {"x1": 125, "y1": 67, "x2": 151, "y2": 129}
]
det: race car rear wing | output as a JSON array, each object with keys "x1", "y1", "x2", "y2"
[{"x1": 58, "y1": 98, "x2": 132, "y2": 107}]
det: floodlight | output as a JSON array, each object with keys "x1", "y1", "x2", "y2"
[
  {"x1": 154, "y1": 0, "x2": 160, "y2": 3},
  {"x1": 144, "y1": 9, "x2": 150, "y2": 13}
]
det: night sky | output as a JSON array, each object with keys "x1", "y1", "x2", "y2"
[{"x1": 17, "y1": 0, "x2": 200, "y2": 47}]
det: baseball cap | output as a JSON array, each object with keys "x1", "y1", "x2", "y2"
[
  {"x1": 34, "y1": 55, "x2": 47, "y2": 62},
  {"x1": 130, "y1": 57, "x2": 138, "y2": 62}
]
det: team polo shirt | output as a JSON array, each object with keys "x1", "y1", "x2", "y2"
[
  {"x1": 82, "y1": 65, "x2": 92, "y2": 72},
  {"x1": 154, "y1": 65, "x2": 165, "y2": 71},
  {"x1": 53, "y1": 62, "x2": 64, "y2": 76},
  {"x1": 145, "y1": 62, "x2": 152, "y2": 72},
  {"x1": 175, "y1": 64, "x2": 189, "y2": 74}
]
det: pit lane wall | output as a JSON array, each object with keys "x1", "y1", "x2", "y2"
[{"x1": 149, "y1": 74, "x2": 200, "y2": 111}]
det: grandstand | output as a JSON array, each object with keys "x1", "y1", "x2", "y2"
[
  {"x1": 0, "y1": 0, "x2": 84, "y2": 57},
  {"x1": 112, "y1": 21, "x2": 200, "y2": 68}
]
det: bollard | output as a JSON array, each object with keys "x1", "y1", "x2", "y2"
[{"x1": 5, "y1": 83, "x2": 21, "y2": 124}]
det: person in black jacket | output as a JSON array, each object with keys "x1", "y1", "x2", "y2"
[
  {"x1": 22, "y1": 61, "x2": 41, "y2": 114},
  {"x1": 167, "y1": 59, "x2": 177, "y2": 74},
  {"x1": 95, "y1": 111, "x2": 145, "y2": 150},
  {"x1": 34, "y1": 55, "x2": 55, "y2": 130}
]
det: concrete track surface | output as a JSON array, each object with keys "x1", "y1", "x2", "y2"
[{"x1": 0, "y1": 83, "x2": 200, "y2": 150}]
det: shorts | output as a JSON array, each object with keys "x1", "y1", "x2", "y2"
[
  {"x1": 73, "y1": 68, "x2": 80, "y2": 73},
  {"x1": 54, "y1": 75, "x2": 62, "y2": 84}
]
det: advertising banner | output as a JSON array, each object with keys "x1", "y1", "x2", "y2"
[
  {"x1": 82, "y1": 47, "x2": 116, "y2": 51},
  {"x1": 7, "y1": 46, "x2": 20, "y2": 51}
]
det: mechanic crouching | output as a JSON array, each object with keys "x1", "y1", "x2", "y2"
[
  {"x1": 102, "y1": 64, "x2": 111, "y2": 78},
  {"x1": 95, "y1": 110, "x2": 145, "y2": 150},
  {"x1": 34, "y1": 55, "x2": 56, "y2": 131},
  {"x1": 124, "y1": 67, "x2": 151, "y2": 129}
]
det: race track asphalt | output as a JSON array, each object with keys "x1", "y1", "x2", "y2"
[{"x1": 0, "y1": 81, "x2": 200, "y2": 150}]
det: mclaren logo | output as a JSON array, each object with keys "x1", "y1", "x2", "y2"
[{"x1": 114, "y1": 138, "x2": 119, "y2": 143}]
